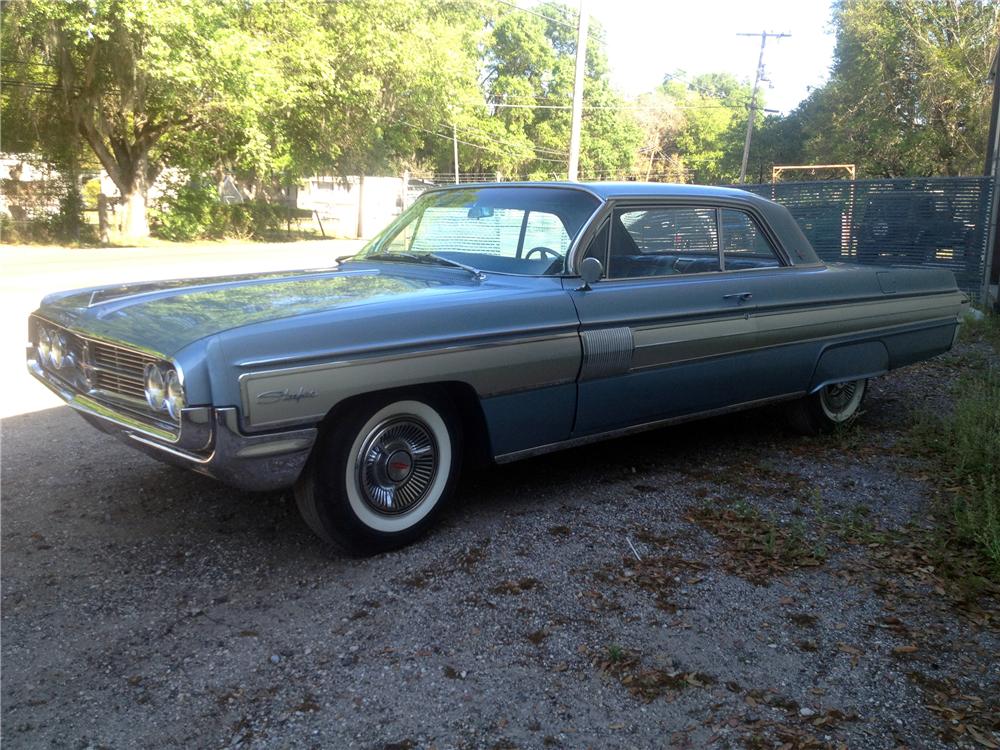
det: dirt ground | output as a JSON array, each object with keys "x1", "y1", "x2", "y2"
[{"x1": 2, "y1": 336, "x2": 998, "y2": 749}]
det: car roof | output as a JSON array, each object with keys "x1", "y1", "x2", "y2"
[{"x1": 429, "y1": 181, "x2": 757, "y2": 201}]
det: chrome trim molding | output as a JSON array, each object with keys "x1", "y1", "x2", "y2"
[
  {"x1": 580, "y1": 327, "x2": 634, "y2": 380},
  {"x1": 235, "y1": 325, "x2": 580, "y2": 369},
  {"x1": 28, "y1": 357, "x2": 315, "y2": 491},
  {"x1": 493, "y1": 392, "x2": 806, "y2": 463}
]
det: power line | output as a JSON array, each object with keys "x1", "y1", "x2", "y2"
[{"x1": 493, "y1": 0, "x2": 606, "y2": 45}]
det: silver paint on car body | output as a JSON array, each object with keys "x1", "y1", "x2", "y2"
[{"x1": 238, "y1": 331, "x2": 582, "y2": 430}]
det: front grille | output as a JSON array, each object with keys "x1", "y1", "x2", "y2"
[
  {"x1": 30, "y1": 317, "x2": 172, "y2": 430},
  {"x1": 89, "y1": 341, "x2": 155, "y2": 400}
]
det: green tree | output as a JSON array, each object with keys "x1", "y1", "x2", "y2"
[
  {"x1": 1, "y1": 0, "x2": 488, "y2": 239},
  {"x1": 793, "y1": 0, "x2": 999, "y2": 177}
]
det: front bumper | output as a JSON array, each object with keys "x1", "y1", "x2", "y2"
[{"x1": 28, "y1": 356, "x2": 317, "y2": 491}]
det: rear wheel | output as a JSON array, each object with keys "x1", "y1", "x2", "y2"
[
  {"x1": 787, "y1": 379, "x2": 867, "y2": 435},
  {"x1": 295, "y1": 393, "x2": 461, "y2": 554}
]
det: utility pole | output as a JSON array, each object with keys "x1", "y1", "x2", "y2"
[
  {"x1": 567, "y1": 0, "x2": 588, "y2": 181},
  {"x1": 453, "y1": 122, "x2": 460, "y2": 184},
  {"x1": 737, "y1": 30, "x2": 789, "y2": 184}
]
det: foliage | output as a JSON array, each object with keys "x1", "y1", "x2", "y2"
[
  {"x1": 149, "y1": 183, "x2": 287, "y2": 241},
  {"x1": 1, "y1": 0, "x2": 499, "y2": 238},
  {"x1": 909, "y1": 329, "x2": 1000, "y2": 572},
  {"x1": 782, "y1": 0, "x2": 999, "y2": 178}
]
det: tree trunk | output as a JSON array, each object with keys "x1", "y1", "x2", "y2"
[
  {"x1": 119, "y1": 154, "x2": 152, "y2": 242},
  {"x1": 121, "y1": 186, "x2": 149, "y2": 241}
]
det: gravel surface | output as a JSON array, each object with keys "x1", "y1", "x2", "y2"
[{"x1": 2, "y1": 342, "x2": 998, "y2": 750}]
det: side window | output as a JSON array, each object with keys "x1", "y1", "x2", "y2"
[
  {"x1": 522, "y1": 211, "x2": 571, "y2": 257},
  {"x1": 721, "y1": 209, "x2": 781, "y2": 269},
  {"x1": 608, "y1": 207, "x2": 719, "y2": 278}
]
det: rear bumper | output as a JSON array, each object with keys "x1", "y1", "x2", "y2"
[{"x1": 28, "y1": 356, "x2": 317, "y2": 491}]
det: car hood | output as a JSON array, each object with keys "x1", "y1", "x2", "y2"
[{"x1": 36, "y1": 264, "x2": 482, "y2": 357}]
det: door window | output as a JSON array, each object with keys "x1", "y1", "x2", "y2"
[{"x1": 608, "y1": 207, "x2": 720, "y2": 278}]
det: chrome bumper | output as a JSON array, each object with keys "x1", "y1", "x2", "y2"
[{"x1": 28, "y1": 356, "x2": 317, "y2": 491}]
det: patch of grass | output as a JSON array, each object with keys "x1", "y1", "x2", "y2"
[
  {"x1": 958, "y1": 307, "x2": 1000, "y2": 351},
  {"x1": 909, "y1": 367, "x2": 1000, "y2": 575}
]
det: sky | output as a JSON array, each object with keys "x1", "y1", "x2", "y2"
[{"x1": 582, "y1": 0, "x2": 839, "y2": 114}]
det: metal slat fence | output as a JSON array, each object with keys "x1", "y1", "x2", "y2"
[{"x1": 738, "y1": 177, "x2": 994, "y2": 300}]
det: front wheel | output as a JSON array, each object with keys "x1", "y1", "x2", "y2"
[
  {"x1": 294, "y1": 394, "x2": 461, "y2": 554},
  {"x1": 786, "y1": 379, "x2": 868, "y2": 435}
]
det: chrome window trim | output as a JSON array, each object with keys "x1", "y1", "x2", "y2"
[{"x1": 566, "y1": 196, "x2": 797, "y2": 275}]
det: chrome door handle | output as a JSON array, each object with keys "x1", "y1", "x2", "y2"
[{"x1": 723, "y1": 292, "x2": 753, "y2": 303}]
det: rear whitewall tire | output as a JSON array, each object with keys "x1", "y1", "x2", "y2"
[{"x1": 786, "y1": 378, "x2": 868, "y2": 435}]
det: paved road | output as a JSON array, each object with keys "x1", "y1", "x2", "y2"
[{"x1": 0, "y1": 239, "x2": 361, "y2": 418}]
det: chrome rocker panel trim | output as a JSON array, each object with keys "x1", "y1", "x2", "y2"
[{"x1": 28, "y1": 356, "x2": 316, "y2": 491}]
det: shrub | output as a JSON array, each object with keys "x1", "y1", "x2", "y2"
[
  {"x1": 911, "y1": 318, "x2": 1000, "y2": 572},
  {"x1": 150, "y1": 181, "x2": 290, "y2": 241},
  {"x1": 150, "y1": 183, "x2": 222, "y2": 241}
]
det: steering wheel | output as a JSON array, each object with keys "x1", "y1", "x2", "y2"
[{"x1": 525, "y1": 246, "x2": 561, "y2": 261}]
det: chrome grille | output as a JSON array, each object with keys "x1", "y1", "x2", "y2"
[{"x1": 89, "y1": 341, "x2": 154, "y2": 400}]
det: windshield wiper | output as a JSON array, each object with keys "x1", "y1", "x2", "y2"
[
  {"x1": 423, "y1": 252, "x2": 486, "y2": 280},
  {"x1": 369, "y1": 251, "x2": 485, "y2": 281}
]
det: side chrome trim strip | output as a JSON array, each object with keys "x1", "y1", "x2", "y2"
[
  {"x1": 493, "y1": 391, "x2": 806, "y2": 463},
  {"x1": 235, "y1": 326, "x2": 580, "y2": 369}
]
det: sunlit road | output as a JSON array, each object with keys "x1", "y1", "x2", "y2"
[{"x1": 0, "y1": 239, "x2": 361, "y2": 418}]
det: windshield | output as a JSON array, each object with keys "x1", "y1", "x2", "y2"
[{"x1": 355, "y1": 186, "x2": 601, "y2": 276}]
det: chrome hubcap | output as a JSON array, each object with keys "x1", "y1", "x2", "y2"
[
  {"x1": 820, "y1": 380, "x2": 863, "y2": 420},
  {"x1": 356, "y1": 417, "x2": 437, "y2": 515}
]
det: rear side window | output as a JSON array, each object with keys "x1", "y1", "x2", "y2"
[
  {"x1": 721, "y1": 209, "x2": 781, "y2": 269},
  {"x1": 608, "y1": 207, "x2": 720, "y2": 278}
]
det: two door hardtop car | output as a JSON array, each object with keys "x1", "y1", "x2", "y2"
[{"x1": 27, "y1": 182, "x2": 969, "y2": 553}]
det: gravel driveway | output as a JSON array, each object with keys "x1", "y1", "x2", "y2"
[{"x1": 2, "y1": 342, "x2": 998, "y2": 749}]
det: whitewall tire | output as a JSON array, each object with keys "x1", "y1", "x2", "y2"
[{"x1": 294, "y1": 392, "x2": 461, "y2": 554}]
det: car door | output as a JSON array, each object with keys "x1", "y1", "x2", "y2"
[{"x1": 567, "y1": 202, "x2": 769, "y2": 436}]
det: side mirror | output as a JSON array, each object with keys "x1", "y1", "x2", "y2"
[{"x1": 577, "y1": 257, "x2": 604, "y2": 291}]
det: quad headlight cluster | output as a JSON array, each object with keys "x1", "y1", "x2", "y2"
[
  {"x1": 36, "y1": 326, "x2": 72, "y2": 370},
  {"x1": 144, "y1": 363, "x2": 185, "y2": 420}
]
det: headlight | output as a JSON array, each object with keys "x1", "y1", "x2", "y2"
[
  {"x1": 144, "y1": 363, "x2": 166, "y2": 411},
  {"x1": 164, "y1": 370, "x2": 185, "y2": 421},
  {"x1": 37, "y1": 327, "x2": 52, "y2": 365},
  {"x1": 50, "y1": 332, "x2": 68, "y2": 369}
]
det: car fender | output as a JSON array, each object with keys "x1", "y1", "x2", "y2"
[{"x1": 808, "y1": 340, "x2": 889, "y2": 394}]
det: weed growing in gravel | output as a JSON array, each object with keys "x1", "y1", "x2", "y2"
[
  {"x1": 908, "y1": 367, "x2": 1000, "y2": 575},
  {"x1": 959, "y1": 307, "x2": 1000, "y2": 351}
]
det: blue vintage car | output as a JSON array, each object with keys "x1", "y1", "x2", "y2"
[{"x1": 27, "y1": 183, "x2": 969, "y2": 552}]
